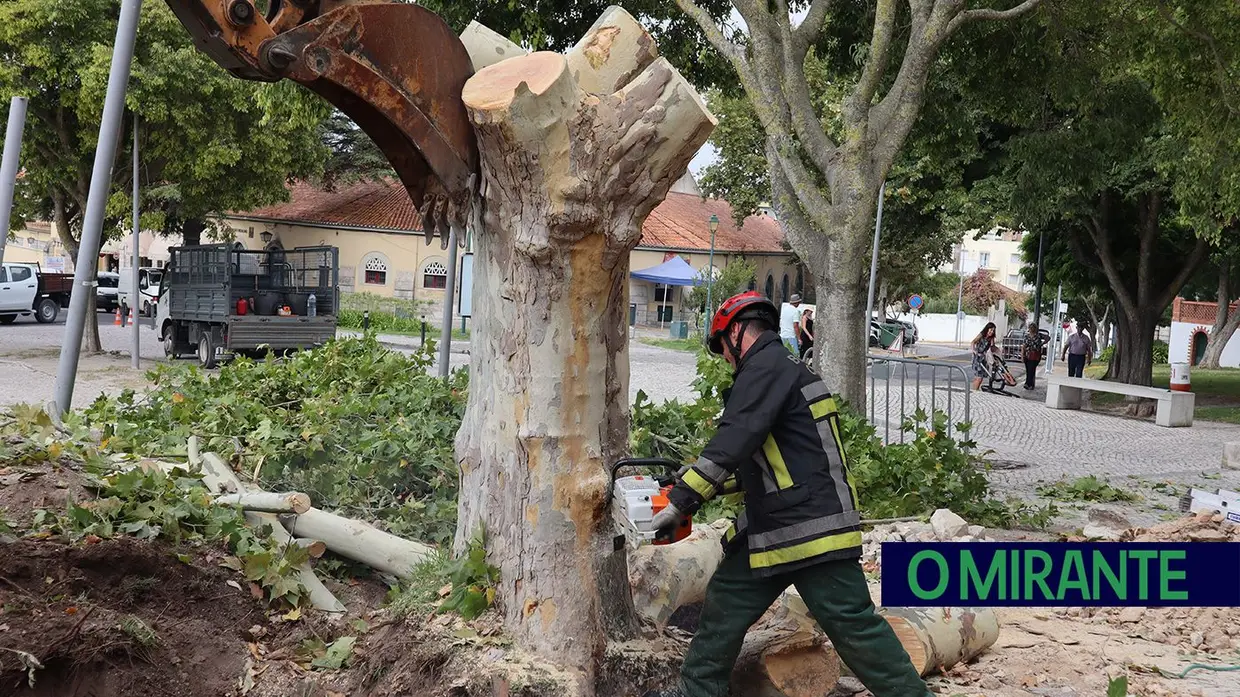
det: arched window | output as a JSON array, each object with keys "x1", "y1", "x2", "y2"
[
  {"x1": 362, "y1": 252, "x2": 389, "y2": 285},
  {"x1": 764, "y1": 274, "x2": 774, "y2": 300},
  {"x1": 781, "y1": 274, "x2": 789, "y2": 302},
  {"x1": 423, "y1": 260, "x2": 448, "y2": 289}
]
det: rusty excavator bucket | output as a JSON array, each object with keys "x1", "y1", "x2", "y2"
[{"x1": 166, "y1": 0, "x2": 478, "y2": 245}]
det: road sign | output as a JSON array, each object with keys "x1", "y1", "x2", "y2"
[{"x1": 908, "y1": 294, "x2": 924, "y2": 310}]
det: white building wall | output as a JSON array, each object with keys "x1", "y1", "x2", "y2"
[{"x1": 1170, "y1": 320, "x2": 1240, "y2": 367}]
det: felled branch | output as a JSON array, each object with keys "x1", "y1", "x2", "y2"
[
  {"x1": 213, "y1": 491, "x2": 311, "y2": 514},
  {"x1": 280, "y1": 508, "x2": 433, "y2": 579}
]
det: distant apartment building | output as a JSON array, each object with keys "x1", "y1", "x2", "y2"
[{"x1": 941, "y1": 227, "x2": 1031, "y2": 292}]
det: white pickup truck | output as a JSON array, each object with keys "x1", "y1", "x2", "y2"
[{"x1": 0, "y1": 261, "x2": 74, "y2": 324}]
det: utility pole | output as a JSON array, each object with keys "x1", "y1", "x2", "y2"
[
  {"x1": 438, "y1": 226, "x2": 459, "y2": 379},
  {"x1": 864, "y1": 181, "x2": 886, "y2": 354},
  {"x1": 1032, "y1": 230, "x2": 1045, "y2": 327},
  {"x1": 0, "y1": 96, "x2": 28, "y2": 266},
  {"x1": 53, "y1": 0, "x2": 143, "y2": 414},
  {"x1": 130, "y1": 116, "x2": 141, "y2": 369},
  {"x1": 954, "y1": 246, "x2": 967, "y2": 345}
]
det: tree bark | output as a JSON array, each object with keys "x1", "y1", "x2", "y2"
[
  {"x1": 51, "y1": 192, "x2": 102, "y2": 353},
  {"x1": 879, "y1": 606, "x2": 1000, "y2": 676},
  {"x1": 1200, "y1": 262, "x2": 1238, "y2": 369},
  {"x1": 629, "y1": 519, "x2": 728, "y2": 628},
  {"x1": 453, "y1": 8, "x2": 714, "y2": 688}
]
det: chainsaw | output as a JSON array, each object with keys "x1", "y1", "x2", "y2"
[{"x1": 609, "y1": 458, "x2": 693, "y2": 550}]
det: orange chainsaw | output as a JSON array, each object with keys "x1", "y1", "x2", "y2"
[{"x1": 609, "y1": 458, "x2": 692, "y2": 550}]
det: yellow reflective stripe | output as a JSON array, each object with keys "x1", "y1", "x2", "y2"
[
  {"x1": 809, "y1": 397, "x2": 837, "y2": 420},
  {"x1": 762, "y1": 436, "x2": 795, "y2": 490},
  {"x1": 724, "y1": 523, "x2": 737, "y2": 542},
  {"x1": 829, "y1": 414, "x2": 859, "y2": 504},
  {"x1": 719, "y1": 476, "x2": 741, "y2": 495},
  {"x1": 748, "y1": 530, "x2": 864, "y2": 569},
  {"x1": 682, "y1": 469, "x2": 716, "y2": 499}
]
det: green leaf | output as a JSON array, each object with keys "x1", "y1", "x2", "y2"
[
  {"x1": 311, "y1": 636, "x2": 356, "y2": 670},
  {"x1": 1107, "y1": 675, "x2": 1128, "y2": 697}
]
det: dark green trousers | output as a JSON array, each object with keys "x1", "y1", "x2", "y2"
[{"x1": 679, "y1": 550, "x2": 932, "y2": 697}]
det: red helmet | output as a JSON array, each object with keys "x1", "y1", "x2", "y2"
[{"x1": 708, "y1": 291, "x2": 778, "y2": 355}]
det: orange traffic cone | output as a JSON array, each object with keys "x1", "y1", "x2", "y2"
[{"x1": 114, "y1": 308, "x2": 122, "y2": 326}]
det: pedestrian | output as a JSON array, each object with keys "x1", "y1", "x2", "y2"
[
  {"x1": 642, "y1": 291, "x2": 933, "y2": 697},
  {"x1": 970, "y1": 321, "x2": 998, "y2": 391},
  {"x1": 1062, "y1": 324, "x2": 1092, "y2": 378},
  {"x1": 798, "y1": 307, "x2": 814, "y2": 360},
  {"x1": 778, "y1": 292, "x2": 802, "y2": 354},
  {"x1": 1022, "y1": 323, "x2": 1046, "y2": 390}
]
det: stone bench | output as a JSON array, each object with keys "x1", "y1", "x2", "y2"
[{"x1": 1045, "y1": 375, "x2": 1195, "y2": 428}]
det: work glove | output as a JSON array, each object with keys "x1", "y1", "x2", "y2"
[{"x1": 651, "y1": 502, "x2": 685, "y2": 542}]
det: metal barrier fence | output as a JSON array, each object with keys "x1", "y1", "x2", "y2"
[{"x1": 867, "y1": 355, "x2": 972, "y2": 444}]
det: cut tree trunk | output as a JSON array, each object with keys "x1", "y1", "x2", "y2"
[
  {"x1": 629, "y1": 519, "x2": 729, "y2": 628},
  {"x1": 293, "y1": 538, "x2": 327, "y2": 559},
  {"x1": 213, "y1": 491, "x2": 311, "y2": 514},
  {"x1": 879, "y1": 606, "x2": 1000, "y2": 676},
  {"x1": 182, "y1": 218, "x2": 205, "y2": 246},
  {"x1": 279, "y1": 508, "x2": 432, "y2": 578},
  {"x1": 453, "y1": 8, "x2": 714, "y2": 688},
  {"x1": 733, "y1": 591, "x2": 841, "y2": 697}
]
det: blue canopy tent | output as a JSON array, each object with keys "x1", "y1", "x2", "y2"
[{"x1": 631, "y1": 256, "x2": 704, "y2": 328}]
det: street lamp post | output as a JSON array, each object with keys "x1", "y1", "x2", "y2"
[{"x1": 704, "y1": 214, "x2": 719, "y2": 322}]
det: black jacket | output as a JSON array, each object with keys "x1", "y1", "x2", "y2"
[{"x1": 669, "y1": 331, "x2": 861, "y2": 576}]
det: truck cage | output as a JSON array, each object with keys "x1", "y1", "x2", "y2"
[{"x1": 165, "y1": 243, "x2": 339, "y2": 320}]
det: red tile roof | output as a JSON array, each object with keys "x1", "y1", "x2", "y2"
[{"x1": 234, "y1": 180, "x2": 787, "y2": 254}]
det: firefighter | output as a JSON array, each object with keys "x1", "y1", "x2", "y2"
[{"x1": 642, "y1": 291, "x2": 931, "y2": 697}]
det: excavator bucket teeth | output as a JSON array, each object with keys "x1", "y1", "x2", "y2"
[{"x1": 164, "y1": 1, "x2": 478, "y2": 232}]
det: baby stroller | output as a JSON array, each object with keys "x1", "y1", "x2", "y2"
[{"x1": 980, "y1": 351, "x2": 1019, "y2": 397}]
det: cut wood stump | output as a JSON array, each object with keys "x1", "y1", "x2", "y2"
[{"x1": 733, "y1": 591, "x2": 840, "y2": 697}]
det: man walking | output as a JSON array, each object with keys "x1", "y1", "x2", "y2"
[
  {"x1": 1061, "y1": 324, "x2": 1092, "y2": 378},
  {"x1": 778, "y1": 292, "x2": 802, "y2": 354},
  {"x1": 643, "y1": 291, "x2": 932, "y2": 697}
]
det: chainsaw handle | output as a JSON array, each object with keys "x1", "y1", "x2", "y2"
[{"x1": 607, "y1": 457, "x2": 683, "y2": 502}]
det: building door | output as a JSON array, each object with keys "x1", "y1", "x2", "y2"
[{"x1": 1192, "y1": 330, "x2": 1209, "y2": 365}]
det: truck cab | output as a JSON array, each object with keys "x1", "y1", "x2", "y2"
[
  {"x1": 119, "y1": 266, "x2": 164, "y2": 317},
  {"x1": 155, "y1": 244, "x2": 339, "y2": 367}
]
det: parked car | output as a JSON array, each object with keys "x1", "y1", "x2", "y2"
[
  {"x1": 96, "y1": 271, "x2": 119, "y2": 312},
  {"x1": 0, "y1": 261, "x2": 73, "y2": 324},
  {"x1": 1001, "y1": 327, "x2": 1051, "y2": 362}
]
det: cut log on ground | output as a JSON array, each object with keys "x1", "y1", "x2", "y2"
[
  {"x1": 733, "y1": 591, "x2": 840, "y2": 697},
  {"x1": 213, "y1": 491, "x2": 311, "y2": 514},
  {"x1": 878, "y1": 606, "x2": 1000, "y2": 676},
  {"x1": 279, "y1": 508, "x2": 433, "y2": 579},
  {"x1": 189, "y1": 438, "x2": 345, "y2": 614},
  {"x1": 629, "y1": 519, "x2": 728, "y2": 628}
]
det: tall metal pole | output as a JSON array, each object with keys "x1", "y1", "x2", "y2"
[
  {"x1": 438, "y1": 226, "x2": 459, "y2": 379},
  {"x1": 1032, "y1": 230, "x2": 1046, "y2": 327},
  {"x1": 130, "y1": 115, "x2": 140, "y2": 369},
  {"x1": 53, "y1": 0, "x2": 143, "y2": 414},
  {"x1": 864, "y1": 182, "x2": 886, "y2": 354},
  {"x1": 1046, "y1": 282, "x2": 1063, "y2": 374},
  {"x1": 954, "y1": 245, "x2": 967, "y2": 345},
  {"x1": 0, "y1": 96, "x2": 29, "y2": 266}
]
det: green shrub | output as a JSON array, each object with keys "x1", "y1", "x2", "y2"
[
  {"x1": 1153, "y1": 340, "x2": 1169, "y2": 364},
  {"x1": 1099, "y1": 345, "x2": 1115, "y2": 363},
  {"x1": 77, "y1": 336, "x2": 467, "y2": 544}
]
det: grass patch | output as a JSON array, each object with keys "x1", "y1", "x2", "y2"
[
  {"x1": 640, "y1": 337, "x2": 703, "y2": 352},
  {"x1": 1197, "y1": 406, "x2": 1240, "y2": 424},
  {"x1": 1036, "y1": 475, "x2": 1140, "y2": 503}
]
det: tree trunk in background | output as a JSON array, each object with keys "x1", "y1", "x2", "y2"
[
  {"x1": 51, "y1": 194, "x2": 102, "y2": 354},
  {"x1": 452, "y1": 9, "x2": 714, "y2": 690},
  {"x1": 1200, "y1": 263, "x2": 1237, "y2": 369},
  {"x1": 182, "y1": 218, "x2": 205, "y2": 246}
]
